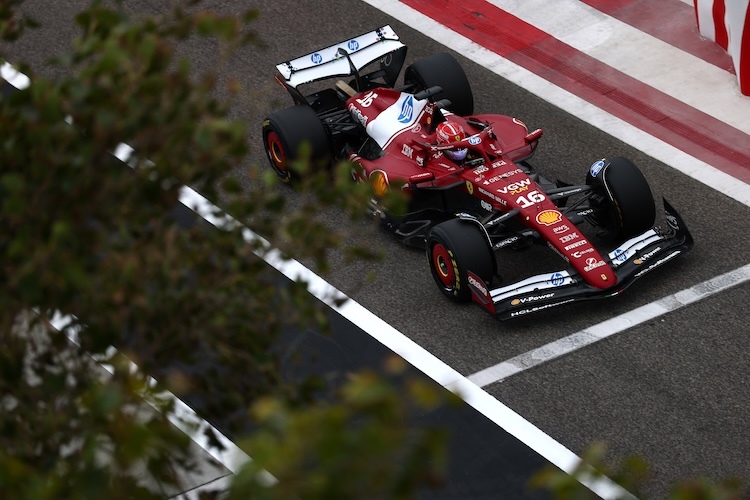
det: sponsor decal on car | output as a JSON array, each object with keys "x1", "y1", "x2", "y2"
[
  {"x1": 398, "y1": 95, "x2": 415, "y2": 124},
  {"x1": 473, "y1": 165, "x2": 489, "y2": 175},
  {"x1": 468, "y1": 273, "x2": 490, "y2": 301},
  {"x1": 497, "y1": 179, "x2": 531, "y2": 195},
  {"x1": 311, "y1": 52, "x2": 323, "y2": 64},
  {"x1": 553, "y1": 224, "x2": 570, "y2": 234},
  {"x1": 584, "y1": 257, "x2": 606, "y2": 272},
  {"x1": 536, "y1": 210, "x2": 562, "y2": 226},
  {"x1": 510, "y1": 299, "x2": 575, "y2": 317},
  {"x1": 613, "y1": 248, "x2": 628, "y2": 263},
  {"x1": 468, "y1": 135, "x2": 482, "y2": 145},
  {"x1": 483, "y1": 169, "x2": 524, "y2": 185},
  {"x1": 511, "y1": 292, "x2": 555, "y2": 306},
  {"x1": 634, "y1": 246, "x2": 662, "y2": 265},
  {"x1": 465, "y1": 180, "x2": 474, "y2": 195},
  {"x1": 480, "y1": 200, "x2": 493, "y2": 212},
  {"x1": 559, "y1": 232, "x2": 580, "y2": 244},
  {"x1": 401, "y1": 143, "x2": 414, "y2": 159},
  {"x1": 491, "y1": 159, "x2": 506, "y2": 168},
  {"x1": 478, "y1": 186, "x2": 506, "y2": 205},
  {"x1": 550, "y1": 272, "x2": 565, "y2": 286},
  {"x1": 501, "y1": 168, "x2": 523, "y2": 178},
  {"x1": 348, "y1": 103, "x2": 368, "y2": 126},
  {"x1": 633, "y1": 251, "x2": 681, "y2": 278},
  {"x1": 564, "y1": 240, "x2": 587, "y2": 251},
  {"x1": 572, "y1": 248, "x2": 595, "y2": 258},
  {"x1": 347, "y1": 39, "x2": 359, "y2": 51},
  {"x1": 590, "y1": 159, "x2": 605, "y2": 177},
  {"x1": 495, "y1": 236, "x2": 519, "y2": 249},
  {"x1": 555, "y1": 188, "x2": 583, "y2": 197}
]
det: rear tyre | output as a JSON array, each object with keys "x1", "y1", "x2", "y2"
[
  {"x1": 262, "y1": 105, "x2": 330, "y2": 183},
  {"x1": 586, "y1": 157, "x2": 656, "y2": 239},
  {"x1": 405, "y1": 53, "x2": 474, "y2": 116},
  {"x1": 427, "y1": 219, "x2": 495, "y2": 303}
]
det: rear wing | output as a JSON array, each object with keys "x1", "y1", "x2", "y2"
[{"x1": 276, "y1": 25, "x2": 407, "y2": 89}]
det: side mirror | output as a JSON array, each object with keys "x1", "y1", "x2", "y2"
[
  {"x1": 409, "y1": 172, "x2": 434, "y2": 184},
  {"x1": 525, "y1": 128, "x2": 544, "y2": 143}
]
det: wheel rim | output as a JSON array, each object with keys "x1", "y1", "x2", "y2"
[
  {"x1": 266, "y1": 131, "x2": 289, "y2": 178},
  {"x1": 431, "y1": 243, "x2": 456, "y2": 289}
]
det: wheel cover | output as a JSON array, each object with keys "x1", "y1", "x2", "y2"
[
  {"x1": 431, "y1": 243, "x2": 456, "y2": 289},
  {"x1": 266, "y1": 132, "x2": 287, "y2": 174}
]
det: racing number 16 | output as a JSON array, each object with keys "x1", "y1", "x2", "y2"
[
  {"x1": 516, "y1": 190, "x2": 545, "y2": 208},
  {"x1": 357, "y1": 91, "x2": 378, "y2": 107}
]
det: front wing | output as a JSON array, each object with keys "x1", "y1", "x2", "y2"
[{"x1": 467, "y1": 199, "x2": 694, "y2": 320}]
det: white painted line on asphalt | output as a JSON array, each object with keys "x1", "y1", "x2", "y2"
[
  {"x1": 0, "y1": 29, "x2": 704, "y2": 498},
  {"x1": 468, "y1": 263, "x2": 750, "y2": 387},
  {"x1": 1, "y1": 61, "x2": 30, "y2": 89},
  {"x1": 177, "y1": 186, "x2": 635, "y2": 500},
  {"x1": 484, "y1": 0, "x2": 750, "y2": 134},
  {"x1": 46, "y1": 312, "x2": 268, "y2": 483},
  {"x1": 362, "y1": 0, "x2": 750, "y2": 208}
]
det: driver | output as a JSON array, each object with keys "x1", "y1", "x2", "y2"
[{"x1": 436, "y1": 120, "x2": 468, "y2": 163}]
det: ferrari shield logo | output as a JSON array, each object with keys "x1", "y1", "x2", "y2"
[{"x1": 466, "y1": 180, "x2": 474, "y2": 195}]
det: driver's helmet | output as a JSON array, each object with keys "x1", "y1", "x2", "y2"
[{"x1": 436, "y1": 121, "x2": 468, "y2": 161}]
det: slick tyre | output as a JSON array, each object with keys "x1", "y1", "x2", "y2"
[
  {"x1": 587, "y1": 157, "x2": 656, "y2": 240},
  {"x1": 427, "y1": 219, "x2": 495, "y2": 303},
  {"x1": 262, "y1": 105, "x2": 330, "y2": 183},
  {"x1": 405, "y1": 53, "x2": 474, "y2": 116}
]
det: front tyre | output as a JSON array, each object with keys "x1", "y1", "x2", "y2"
[
  {"x1": 262, "y1": 105, "x2": 330, "y2": 183},
  {"x1": 427, "y1": 219, "x2": 495, "y2": 303},
  {"x1": 586, "y1": 157, "x2": 656, "y2": 240}
]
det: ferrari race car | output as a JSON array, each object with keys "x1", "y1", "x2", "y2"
[{"x1": 262, "y1": 25, "x2": 694, "y2": 320}]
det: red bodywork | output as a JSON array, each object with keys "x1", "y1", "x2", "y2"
[{"x1": 346, "y1": 88, "x2": 615, "y2": 290}]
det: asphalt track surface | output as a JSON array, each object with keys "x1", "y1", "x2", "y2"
[{"x1": 5, "y1": 0, "x2": 750, "y2": 497}]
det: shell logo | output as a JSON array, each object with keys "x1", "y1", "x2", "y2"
[
  {"x1": 536, "y1": 210, "x2": 562, "y2": 226},
  {"x1": 465, "y1": 180, "x2": 474, "y2": 195},
  {"x1": 370, "y1": 170, "x2": 390, "y2": 198}
]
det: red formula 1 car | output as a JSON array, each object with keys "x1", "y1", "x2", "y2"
[{"x1": 262, "y1": 26, "x2": 694, "y2": 320}]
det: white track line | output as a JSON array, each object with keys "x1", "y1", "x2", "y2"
[
  {"x1": 1, "y1": 61, "x2": 30, "y2": 88},
  {"x1": 484, "y1": 0, "x2": 750, "y2": 133},
  {"x1": 468, "y1": 263, "x2": 750, "y2": 387},
  {"x1": 177, "y1": 186, "x2": 635, "y2": 500},
  {"x1": 45, "y1": 311, "x2": 271, "y2": 489},
  {"x1": 8, "y1": 13, "x2": 730, "y2": 494},
  {"x1": 96, "y1": 140, "x2": 636, "y2": 498},
  {"x1": 361, "y1": 0, "x2": 750, "y2": 208}
]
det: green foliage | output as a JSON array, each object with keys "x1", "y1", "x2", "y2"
[
  {"x1": 232, "y1": 357, "x2": 455, "y2": 499},
  {"x1": 530, "y1": 441, "x2": 746, "y2": 499},
  {"x1": 0, "y1": 0, "x2": 444, "y2": 498}
]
